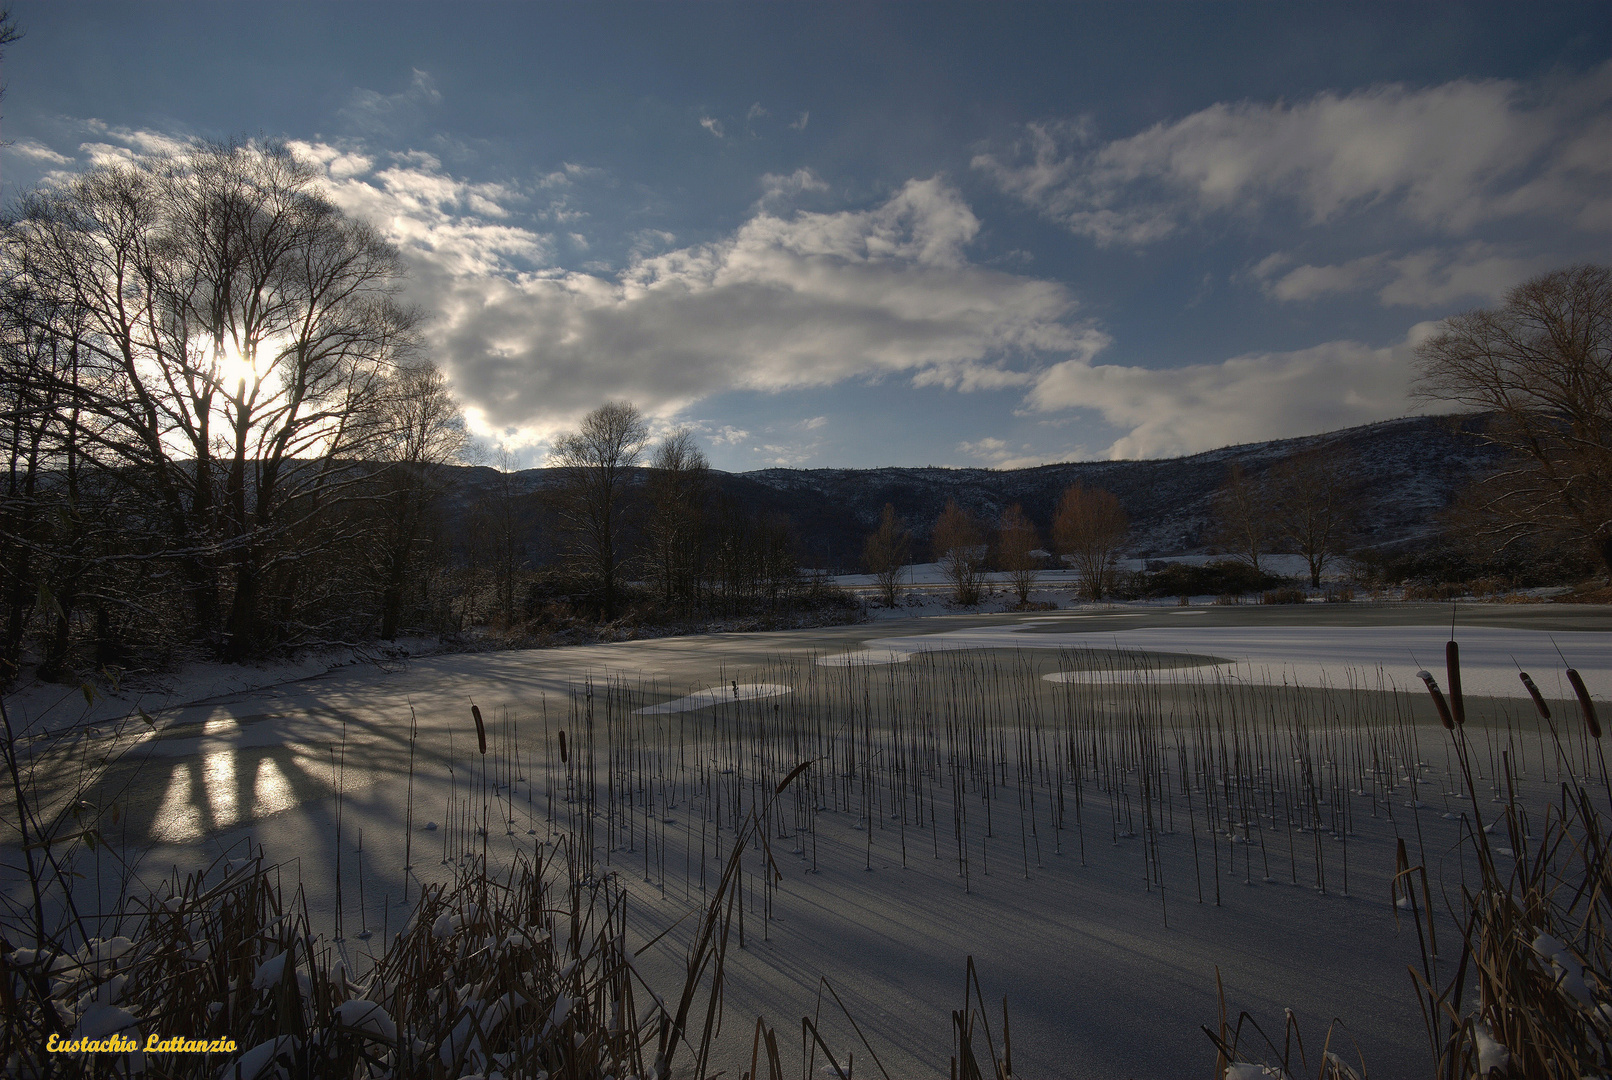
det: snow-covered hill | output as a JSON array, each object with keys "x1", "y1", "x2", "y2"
[{"x1": 438, "y1": 414, "x2": 1506, "y2": 571}]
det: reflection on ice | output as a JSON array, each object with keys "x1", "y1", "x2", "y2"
[
  {"x1": 252, "y1": 757, "x2": 296, "y2": 817},
  {"x1": 150, "y1": 764, "x2": 201, "y2": 843},
  {"x1": 205, "y1": 748, "x2": 238, "y2": 829}
]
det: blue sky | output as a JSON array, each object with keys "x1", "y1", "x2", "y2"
[{"x1": 4, "y1": 2, "x2": 1608, "y2": 469}]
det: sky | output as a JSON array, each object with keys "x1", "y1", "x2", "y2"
[{"x1": 2, "y1": 2, "x2": 1608, "y2": 471}]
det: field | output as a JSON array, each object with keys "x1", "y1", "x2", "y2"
[{"x1": 5, "y1": 602, "x2": 1609, "y2": 1078}]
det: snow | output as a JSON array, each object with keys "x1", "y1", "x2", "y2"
[
  {"x1": 334, "y1": 999, "x2": 396, "y2": 1041},
  {"x1": 5, "y1": 603, "x2": 1607, "y2": 1079},
  {"x1": 819, "y1": 620, "x2": 1610, "y2": 700},
  {"x1": 636, "y1": 683, "x2": 793, "y2": 714}
]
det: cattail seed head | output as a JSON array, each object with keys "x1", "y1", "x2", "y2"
[
  {"x1": 1444, "y1": 641, "x2": 1465, "y2": 727},
  {"x1": 1566, "y1": 669, "x2": 1602, "y2": 739},
  {"x1": 1418, "y1": 670, "x2": 1455, "y2": 730},
  {"x1": 1518, "y1": 672, "x2": 1551, "y2": 720}
]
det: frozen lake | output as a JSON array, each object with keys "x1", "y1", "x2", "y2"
[{"x1": 6, "y1": 602, "x2": 1608, "y2": 1078}]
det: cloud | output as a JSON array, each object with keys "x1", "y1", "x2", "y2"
[
  {"x1": 74, "y1": 121, "x2": 195, "y2": 168},
  {"x1": 789, "y1": 111, "x2": 810, "y2": 131},
  {"x1": 975, "y1": 63, "x2": 1612, "y2": 244},
  {"x1": 802, "y1": 416, "x2": 828, "y2": 431},
  {"x1": 747, "y1": 103, "x2": 767, "y2": 122},
  {"x1": 296, "y1": 142, "x2": 552, "y2": 279},
  {"x1": 1375, "y1": 246, "x2": 1548, "y2": 308},
  {"x1": 700, "y1": 116, "x2": 725, "y2": 138},
  {"x1": 291, "y1": 140, "x2": 375, "y2": 180},
  {"x1": 10, "y1": 139, "x2": 73, "y2": 165},
  {"x1": 298, "y1": 159, "x2": 1092, "y2": 449},
  {"x1": 1255, "y1": 243, "x2": 1546, "y2": 307},
  {"x1": 956, "y1": 437, "x2": 1051, "y2": 471},
  {"x1": 339, "y1": 69, "x2": 442, "y2": 137},
  {"x1": 755, "y1": 441, "x2": 821, "y2": 466},
  {"x1": 1023, "y1": 324, "x2": 1448, "y2": 460},
  {"x1": 756, "y1": 167, "x2": 829, "y2": 209}
]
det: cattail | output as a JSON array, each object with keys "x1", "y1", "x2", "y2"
[
  {"x1": 1566, "y1": 669, "x2": 1602, "y2": 739},
  {"x1": 1518, "y1": 672, "x2": 1551, "y2": 720},
  {"x1": 559, "y1": 729, "x2": 569, "y2": 763},
  {"x1": 472, "y1": 703, "x2": 487, "y2": 755},
  {"x1": 1417, "y1": 671, "x2": 1455, "y2": 729},
  {"x1": 1444, "y1": 641, "x2": 1465, "y2": 727}
]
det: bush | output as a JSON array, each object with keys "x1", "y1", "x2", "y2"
[
  {"x1": 1124, "y1": 560, "x2": 1287, "y2": 600},
  {"x1": 1260, "y1": 588, "x2": 1308, "y2": 605}
]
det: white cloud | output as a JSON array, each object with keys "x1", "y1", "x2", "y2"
[
  {"x1": 757, "y1": 167, "x2": 829, "y2": 209},
  {"x1": 747, "y1": 103, "x2": 768, "y2": 122},
  {"x1": 9, "y1": 139, "x2": 73, "y2": 165},
  {"x1": 301, "y1": 161, "x2": 1092, "y2": 449},
  {"x1": 976, "y1": 63, "x2": 1612, "y2": 244},
  {"x1": 789, "y1": 111, "x2": 810, "y2": 131},
  {"x1": 1255, "y1": 243, "x2": 1546, "y2": 307},
  {"x1": 1376, "y1": 246, "x2": 1547, "y2": 308},
  {"x1": 75, "y1": 121, "x2": 195, "y2": 168},
  {"x1": 701, "y1": 424, "x2": 751, "y2": 446},
  {"x1": 802, "y1": 416, "x2": 828, "y2": 431},
  {"x1": 700, "y1": 116, "x2": 725, "y2": 138},
  {"x1": 1257, "y1": 253, "x2": 1389, "y2": 302},
  {"x1": 1023, "y1": 324, "x2": 1448, "y2": 460}
]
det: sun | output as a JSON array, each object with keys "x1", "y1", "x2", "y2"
[{"x1": 210, "y1": 338, "x2": 258, "y2": 392}]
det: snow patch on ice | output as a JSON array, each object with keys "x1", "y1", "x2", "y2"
[{"x1": 636, "y1": 683, "x2": 793, "y2": 714}]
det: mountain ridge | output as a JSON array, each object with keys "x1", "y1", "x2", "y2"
[{"x1": 450, "y1": 413, "x2": 1505, "y2": 571}]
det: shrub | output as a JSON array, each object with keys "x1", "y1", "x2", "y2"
[{"x1": 1122, "y1": 560, "x2": 1286, "y2": 601}]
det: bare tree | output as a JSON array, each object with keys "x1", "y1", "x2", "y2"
[
  {"x1": 645, "y1": 428, "x2": 709, "y2": 614},
  {"x1": 463, "y1": 451, "x2": 528, "y2": 628},
  {"x1": 551, "y1": 401, "x2": 649, "y2": 619},
  {"x1": 997, "y1": 503, "x2": 1040, "y2": 605},
  {"x1": 371, "y1": 360, "x2": 466, "y2": 639},
  {"x1": 862, "y1": 503, "x2": 911, "y2": 607},
  {"x1": 1211, "y1": 463, "x2": 1272, "y2": 573},
  {"x1": 1415, "y1": 264, "x2": 1612, "y2": 579},
  {"x1": 932, "y1": 499, "x2": 985, "y2": 606},
  {"x1": 1054, "y1": 484, "x2": 1127, "y2": 601},
  {"x1": 3, "y1": 141, "x2": 418, "y2": 657},
  {"x1": 1267, "y1": 449, "x2": 1358, "y2": 588}
]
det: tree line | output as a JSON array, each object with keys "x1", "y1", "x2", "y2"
[
  {"x1": 0, "y1": 143, "x2": 835, "y2": 685},
  {"x1": 865, "y1": 260, "x2": 1612, "y2": 608},
  {"x1": 861, "y1": 448, "x2": 1361, "y2": 609},
  {"x1": 2, "y1": 132, "x2": 1602, "y2": 680}
]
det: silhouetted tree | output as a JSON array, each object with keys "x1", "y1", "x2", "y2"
[
  {"x1": 1268, "y1": 449, "x2": 1359, "y2": 588},
  {"x1": 645, "y1": 428, "x2": 709, "y2": 614},
  {"x1": 3, "y1": 141, "x2": 418, "y2": 658},
  {"x1": 1211, "y1": 463, "x2": 1272, "y2": 574},
  {"x1": 1415, "y1": 264, "x2": 1612, "y2": 580},
  {"x1": 997, "y1": 504, "x2": 1040, "y2": 604},
  {"x1": 371, "y1": 361, "x2": 465, "y2": 639},
  {"x1": 464, "y1": 452, "x2": 528, "y2": 627},
  {"x1": 933, "y1": 500, "x2": 985, "y2": 606},
  {"x1": 551, "y1": 402, "x2": 649, "y2": 619},
  {"x1": 1054, "y1": 484, "x2": 1127, "y2": 601},
  {"x1": 862, "y1": 503, "x2": 911, "y2": 607}
]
